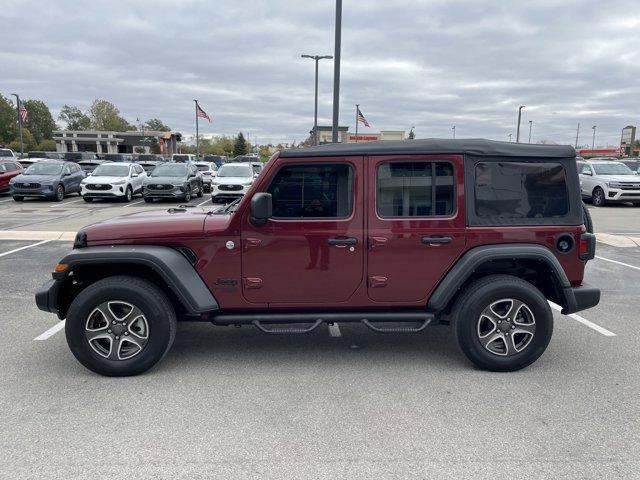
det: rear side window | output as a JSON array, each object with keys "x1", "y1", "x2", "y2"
[
  {"x1": 376, "y1": 161, "x2": 455, "y2": 217},
  {"x1": 474, "y1": 162, "x2": 569, "y2": 220},
  {"x1": 267, "y1": 164, "x2": 353, "y2": 219}
]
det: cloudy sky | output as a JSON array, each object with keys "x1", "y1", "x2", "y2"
[{"x1": 3, "y1": 0, "x2": 640, "y2": 146}]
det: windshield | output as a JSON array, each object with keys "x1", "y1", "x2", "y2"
[
  {"x1": 172, "y1": 155, "x2": 191, "y2": 162},
  {"x1": 0, "y1": 149, "x2": 13, "y2": 157},
  {"x1": 138, "y1": 154, "x2": 159, "y2": 162},
  {"x1": 25, "y1": 163, "x2": 63, "y2": 175},
  {"x1": 593, "y1": 163, "x2": 634, "y2": 175},
  {"x1": 218, "y1": 164, "x2": 252, "y2": 177},
  {"x1": 195, "y1": 164, "x2": 210, "y2": 172},
  {"x1": 151, "y1": 164, "x2": 187, "y2": 177},
  {"x1": 28, "y1": 151, "x2": 46, "y2": 158},
  {"x1": 93, "y1": 164, "x2": 130, "y2": 177},
  {"x1": 103, "y1": 154, "x2": 128, "y2": 162}
]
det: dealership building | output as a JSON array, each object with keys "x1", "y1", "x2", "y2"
[
  {"x1": 313, "y1": 126, "x2": 405, "y2": 144},
  {"x1": 53, "y1": 130, "x2": 182, "y2": 155}
]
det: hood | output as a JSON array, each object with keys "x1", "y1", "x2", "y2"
[
  {"x1": 83, "y1": 208, "x2": 212, "y2": 243},
  {"x1": 83, "y1": 175, "x2": 127, "y2": 183},
  {"x1": 214, "y1": 176, "x2": 253, "y2": 185},
  {"x1": 11, "y1": 173, "x2": 60, "y2": 183},
  {"x1": 600, "y1": 175, "x2": 640, "y2": 183},
  {"x1": 144, "y1": 175, "x2": 187, "y2": 184}
]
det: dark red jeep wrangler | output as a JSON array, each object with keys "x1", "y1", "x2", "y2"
[{"x1": 36, "y1": 139, "x2": 599, "y2": 376}]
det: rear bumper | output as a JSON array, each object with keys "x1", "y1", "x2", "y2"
[
  {"x1": 561, "y1": 283, "x2": 600, "y2": 314},
  {"x1": 35, "y1": 279, "x2": 60, "y2": 315}
]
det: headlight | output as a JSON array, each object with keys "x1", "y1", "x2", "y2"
[{"x1": 607, "y1": 182, "x2": 622, "y2": 188}]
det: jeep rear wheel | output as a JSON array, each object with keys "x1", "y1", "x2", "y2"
[
  {"x1": 592, "y1": 187, "x2": 606, "y2": 207},
  {"x1": 452, "y1": 275, "x2": 553, "y2": 372},
  {"x1": 65, "y1": 275, "x2": 177, "y2": 376}
]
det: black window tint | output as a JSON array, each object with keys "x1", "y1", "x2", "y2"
[
  {"x1": 377, "y1": 161, "x2": 454, "y2": 217},
  {"x1": 267, "y1": 164, "x2": 353, "y2": 219},
  {"x1": 475, "y1": 162, "x2": 569, "y2": 220}
]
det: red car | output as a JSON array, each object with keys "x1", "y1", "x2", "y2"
[
  {"x1": 0, "y1": 159, "x2": 23, "y2": 193},
  {"x1": 36, "y1": 139, "x2": 599, "y2": 376}
]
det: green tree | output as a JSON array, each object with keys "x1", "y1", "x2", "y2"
[
  {"x1": 144, "y1": 118, "x2": 170, "y2": 132},
  {"x1": 0, "y1": 94, "x2": 17, "y2": 144},
  {"x1": 408, "y1": 128, "x2": 415, "y2": 140},
  {"x1": 89, "y1": 99, "x2": 133, "y2": 131},
  {"x1": 8, "y1": 128, "x2": 37, "y2": 152},
  {"x1": 233, "y1": 132, "x2": 248, "y2": 157},
  {"x1": 23, "y1": 99, "x2": 57, "y2": 143},
  {"x1": 58, "y1": 105, "x2": 91, "y2": 130},
  {"x1": 37, "y1": 139, "x2": 57, "y2": 151}
]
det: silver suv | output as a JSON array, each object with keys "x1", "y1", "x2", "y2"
[{"x1": 578, "y1": 159, "x2": 640, "y2": 206}]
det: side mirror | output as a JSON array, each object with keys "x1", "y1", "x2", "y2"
[
  {"x1": 250, "y1": 192, "x2": 272, "y2": 226},
  {"x1": 583, "y1": 171, "x2": 592, "y2": 176},
  {"x1": 63, "y1": 172, "x2": 71, "y2": 177},
  {"x1": 132, "y1": 172, "x2": 138, "y2": 177}
]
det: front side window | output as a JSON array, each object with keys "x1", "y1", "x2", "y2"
[
  {"x1": 377, "y1": 161, "x2": 455, "y2": 217},
  {"x1": 267, "y1": 164, "x2": 353, "y2": 219},
  {"x1": 474, "y1": 162, "x2": 569, "y2": 220}
]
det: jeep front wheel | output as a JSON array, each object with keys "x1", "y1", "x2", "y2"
[
  {"x1": 65, "y1": 275, "x2": 177, "y2": 376},
  {"x1": 452, "y1": 275, "x2": 553, "y2": 372}
]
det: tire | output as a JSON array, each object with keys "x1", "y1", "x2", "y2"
[
  {"x1": 452, "y1": 274, "x2": 553, "y2": 372},
  {"x1": 591, "y1": 187, "x2": 606, "y2": 207},
  {"x1": 83, "y1": 197, "x2": 93, "y2": 203},
  {"x1": 143, "y1": 196, "x2": 154, "y2": 203},
  {"x1": 123, "y1": 185, "x2": 133, "y2": 202},
  {"x1": 54, "y1": 184, "x2": 65, "y2": 202},
  {"x1": 12, "y1": 196, "x2": 23, "y2": 202},
  {"x1": 197, "y1": 183, "x2": 204, "y2": 198},
  {"x1": 582, "y1": 202, "x2": 593, "y2": 233},
  {"x1": 65, "y1": 276, "x2": 177, "y2": 376},
  {"x1": 183, "y1": 186, "x2": 191, "y2": 203}
]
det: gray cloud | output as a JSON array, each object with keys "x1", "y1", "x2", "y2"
[{"x1": 2, "y1": 0, "x2": 639, "y2": 146}]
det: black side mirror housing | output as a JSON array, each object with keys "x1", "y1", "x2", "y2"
[{"x1": 250, "y1": 192, "x2": 272, "y2": 226}]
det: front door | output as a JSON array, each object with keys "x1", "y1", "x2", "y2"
[
  {"x1": 241, "y1": 157, "x2": 364, "y2": 305},
  {"x1": 366, "y1": 155, "x2": 466, "y2": 303}
]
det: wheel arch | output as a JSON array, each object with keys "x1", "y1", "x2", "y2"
[{"x1": 428, "y1": 244, "x2": 573, "y2": 316}]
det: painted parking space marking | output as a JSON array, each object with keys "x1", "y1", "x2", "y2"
[
  {"x1": 328, "y1": 323, "x2": 342, "y2": 337},
  {"x1": 49, "y1": 198, "x2": 84, "y2": 208},
  {"x1": 595, "y1": 255, "x2": 640, "y2": 272},
  {"x1": 34, "y1": 320, "x2": 65, "y2": 341},
  {"x1": 124, "y1": 199, "x2": 145, "y2": 208},
  {"x1": 0, "y1": 239, "x2": 51, "y2": 258},
  {"x1": 548, "y1": 301, "x2": 616, "y2": 337},
  {"x1": 196, "y1": 199, "x2": 211, "y2": 207},
  {"x1": 0, "y1": 198, "x2": 14, "y2": 203}
]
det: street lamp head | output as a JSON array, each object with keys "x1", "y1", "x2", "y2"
[{"x1": 301, "y1": 54, "x2": 313, "y2": 59}]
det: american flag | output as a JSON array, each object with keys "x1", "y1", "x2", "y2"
[
  {"x1": 196, "y1": 104, "x2": 211, "y2": 123},
  {"x1": 357, "y1": 107, "x2": 370, "y2": 128},
  {"x1": 19, "y1": 103, "x2": 28, "y2": 123}
]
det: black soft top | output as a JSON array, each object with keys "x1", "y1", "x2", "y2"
[{"x1": 281, "y1": 138, "x2": 575, "y2": 159}]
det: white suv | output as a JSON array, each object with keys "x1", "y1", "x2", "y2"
[
  {"x1": 578, "y1": 159, "x2": 640, "y2": 207},
  {"x1": 81, "y1": 162, "x2": 147, "y2": 202},
  {"x1": 211, "y1": 162, "x2": 256, "y2": 203}
]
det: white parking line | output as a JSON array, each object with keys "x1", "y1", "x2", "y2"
[
  {"x1": 196, "y1": 199, "x2": 211, "y2": 207},
  {"x1": 328, "y1": 323, "x2": 342, "y2": 337},
  {"x1": 595, "y1": 255, "x2": 640, "y2": 272},
  {"x1": 50, "y1": 198, "x2": 84, "y2": 208},
  {"x1": 0, "y1": 239, "x2": 51, "y2": 258},
  {"x1": 124, "y1": 199, "x2": 145, "y2": 208},
  {"x1": 548, "y1": 301, "x2": 616, "y2": 337},
  {"x1": 34, "y1": 320, "x2": 65, "y2": 341},
  {"x1": 0, "y1": 198, "x2": 14, "y2": 203}
]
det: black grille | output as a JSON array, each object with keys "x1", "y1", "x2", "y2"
[
  {"x1": 148, "y1": 184, "x2": 173, "y2": 190},
  {"x1": 17, "y1": 182, "x2": 41, "y2": 188},
  {"x1": 619, "y1": 183, "x2": 640, "y2": 190},
  {"x1": 218, "y1": 184, "x2": 243, "y2": 191},
  {"x1": 87, "y1": 184, "x2": 111, "y2": 191}
]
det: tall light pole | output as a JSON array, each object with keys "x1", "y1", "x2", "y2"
[
  {"x1": 528, "y1": 120, "x2": 533, "y2": 143},
  {"x1": 301, "y1": 54, "x2": 333, "y2": 146},
  {"x1": 452, "y1": 125, "x2": 456, "y2": 139},
  {"x1": 508, "y1": 133, "x2": 513, "y2": 142},
  {"x1": 331, "y1": 0, "x2": 342, "y2": 143},
  {"x1": 11, "y1": 93, "x2": 24, "y2": 156},
  {"x1": 592, "y1": 125, "x2": 597, "y2": 149},
  {"x1": 516, "y1": 105, "x2": 525, "y2": 143},
  {"x1": 575, "y1": 123, "x2": 580, "y2": 148}
]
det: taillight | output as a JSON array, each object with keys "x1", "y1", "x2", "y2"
[{"x1": 579, "y1": 233, "x2": 596, "y2": 261}]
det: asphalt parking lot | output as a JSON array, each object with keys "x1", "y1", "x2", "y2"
[{"x1": 1, "y1": 196, "x2": 639, "y2": 479}]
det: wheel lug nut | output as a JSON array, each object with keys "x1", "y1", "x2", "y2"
[
  {"x1": 498, "y1": 320, "x2": 502, "y2": 324},
  {"x1": 115, "y1": 336, "x2": 120, "y2": 340},
  {"x1": 112, "y1": 321, "x2": 116, "y2": 324},
  {"x1": 107, "y1": 329, "x2": 112, "y2": 333},
  {"x1": 511, "y1": 325, "x2": 515, "y2": 329},
  {"x1": 124, "y1": 332, "x2": 129, "y2": 335}
]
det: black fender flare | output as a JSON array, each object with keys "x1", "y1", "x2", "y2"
[
  {"x1": 53, "y1": 245, "x2": 219, "y2": 314},
  {"x1": 427, "y1": 244, "x2": 577, "y2": 313}
]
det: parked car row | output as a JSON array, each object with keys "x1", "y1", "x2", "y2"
[{"x1": 577, "y1": 158, "x2": 640, "y2": 206}]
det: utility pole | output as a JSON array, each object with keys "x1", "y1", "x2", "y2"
[
  {"x1": 528, "y1": 120, "x2": 533, "y2": 143},
  {"x1": 592, "y1": 125, "x2": 597, "y2": 149},
  {"x1": 575, "y1": 123, "x2": 580, "y2": 148},
  {"x1": 11, "y1": 94, "x2": 24, "y2": 156},
  {"x1": 452, "y1": 125, "x2": 456, "y2": 139},
  {"x1": 301, "y1": 54, "x2": 333, "y2": 145},
  {"x1": 508, "y1": 133, "x2": 513, "y2": 142},
  {"x1": 516, "y1": 105, "x2": 525, "y2": 143},
  {"x1": 331, "y1": 0, "x2": 342, "y2": 143}
]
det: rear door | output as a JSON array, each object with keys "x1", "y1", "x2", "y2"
[{"x1": 366, "y1": 155, "x2": 466, "y2": 303}]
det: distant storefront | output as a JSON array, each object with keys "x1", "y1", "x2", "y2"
[
  {"x1": 53, "y1": 130, "x2": 182, "y2": 155},
  {"x1": 313, "y1": 126, "x2": 405, "y2": 144}
]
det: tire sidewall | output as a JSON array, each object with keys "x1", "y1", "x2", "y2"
[
  {"x1": 592, "y1": 187, "x2": 604, "y2": 206},
  {"x1": 455, "y1": 280, "x2": 553, "y2": 371},
  {"x1": 125, "y1": 185, "x2": 132, "y2": 202},
  {"x1": 66, "y1": 281, "x2": 174, "y2": 376},
  {"x1": 55, "y1": 184, "x2": 64, "y2": 201}
]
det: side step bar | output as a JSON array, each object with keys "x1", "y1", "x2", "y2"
[{"x1": 210, "y1": 311, "x2": 435, "y2": 334}]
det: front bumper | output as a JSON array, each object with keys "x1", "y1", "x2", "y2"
[
  {"x1": 81, "y1": 184, "x2": 126, "y2": 198},
  {"x1": 606, "y1": 188, "x2": 640, "y2": 201},
  {"x1": 10, "y1": 185, "x2": 55, "y2": 198},
  {"x1": 561, "y1": 283, "x2": 600, "y2": 314},
  {"x1": 35, "y1": 279, "x2": 61, "y2": 315},
  {"x1": 211, "y1": 184, "x2": 250, "y2": 199},
  {"x1": 143, "y1": 186, "x2": 185, "y2": 198}
]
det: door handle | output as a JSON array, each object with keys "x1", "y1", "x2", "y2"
[
  {"x1": 422, "y1": 236, "x2": 452, "y2": 245},
  {"x1": 327, "y1": 237, "x2": 358, "y2": 247}
]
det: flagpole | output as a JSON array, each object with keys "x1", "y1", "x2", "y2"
[
  {"x1": 194, "y1": 99, "x2": 199, "y2": 159},
  {"x1": 355, "y1": 104, "x2": 359, "y2": 143},
  {"x1": 11, "y1": 94, "x2": 24, "y2": 157}
]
